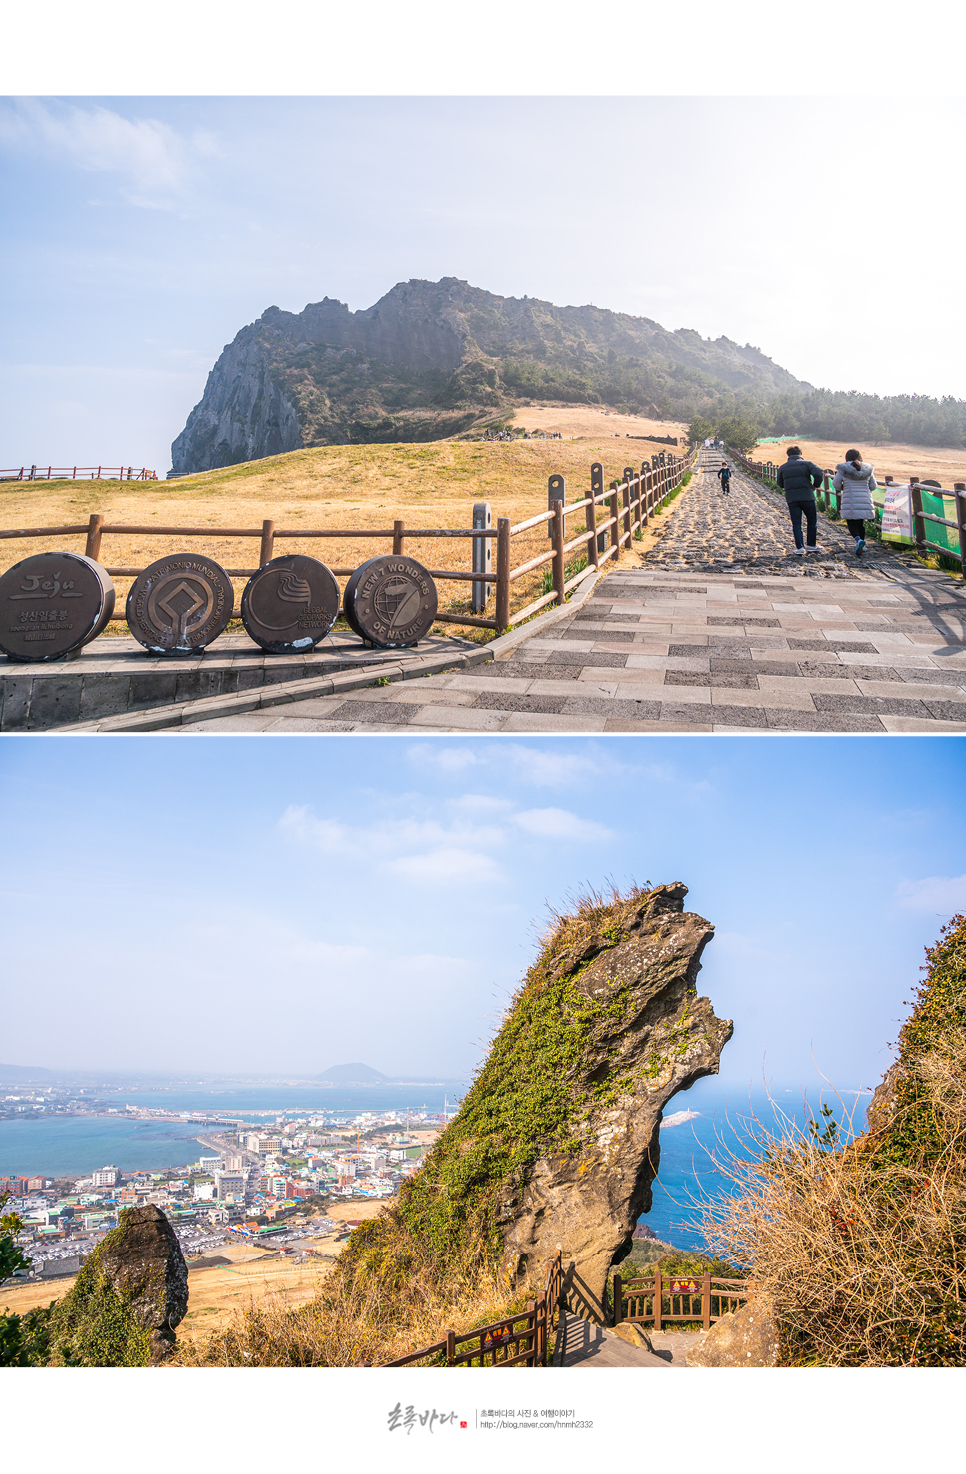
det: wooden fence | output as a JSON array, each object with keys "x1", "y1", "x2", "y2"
[
  {"x1": 0, "y1": 450, "x2": 695, "y2": 633},
  {"x1": 1, "y1": 466, "x2": 157, "y2": 482},
  {"x1": 726, "y1": 447, "x2": 966, "y2": 579},
  {"x1": 612, "y1": 1269, "x2": 752, "y2": 1332},
  {"x1": 382, "y1": 1251, "x2": 564, "y2": 1368}
]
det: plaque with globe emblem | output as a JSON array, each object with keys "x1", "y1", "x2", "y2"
[
  {"x1": 240, "y1": 555, "x2": 341, "y2": 653},
  {"x1": 126, "y1": 554, "x2": 234, "y2": 653},
  {"x1": 0, "y1": 550, "x2": 115, "y2": 662},
  {"x1": 343, "y1": 555, "x2": 438, "y2": 648}
]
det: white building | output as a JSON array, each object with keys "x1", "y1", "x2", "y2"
[{"x1": 91, "y1": 1166, "x2": 119, "y2": 1188}]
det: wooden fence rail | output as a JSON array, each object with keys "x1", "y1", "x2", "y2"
[
  {"x1": 726, "y1": 446, "x2": 966, "y2": 580},
  {"x1": 0, "y1": 466, "x2": 157, "y2": 482},
  {"x1": 0, "y1": 449, "x2": 696, "y2": 634},
  {"x1": 612, "y1": 1270, "x2": 753, "y2": 1332},
  {"x1": 382, "y1": 1251, "x2": 564, "y2": 1368}
]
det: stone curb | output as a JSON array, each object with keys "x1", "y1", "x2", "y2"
[
  {"x1": 49, "y1": 645, "x2": 495, "y2": 734},
  {"x1": 486, "y1": 569, "x2": 606, "y2": 660}
]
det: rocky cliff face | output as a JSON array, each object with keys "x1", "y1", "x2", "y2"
[
  {"x1": 171, "y1": 277, "x2": 812, "y2": 471},
  {"x1": 359, "y1": 882, "x2": 732, "y2": 1323}
]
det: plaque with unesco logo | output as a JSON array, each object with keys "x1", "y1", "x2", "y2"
[
  {"x1": 343, "y1": 555, "x2": 438, "y2": 649},
  {"x1": 0, "y1": 551, "x2": 115, "y2": 662},
  {"x1": 126, "y1": 554, "x2": 234, "y2": 653},
  {"x1": 240, "y1": 555, "x2": 341, "y2": 654}
]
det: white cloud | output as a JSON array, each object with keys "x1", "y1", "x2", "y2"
[
  {"x1": 895, "y1": 874, "x2": 966, "y2": 914},
  {"x1": 384, "y1": 848, "x2": 503, "y2": 884},
  {"x1": 0, "y1": 99, "x2": 216, "y2": 207},
  {"x1": 661, "y1": 1110, "x2": 700, "y2": 1128},
  {"x1": 512, "y1": 807, "x2": 613, "y2": 842},
  {"x1": 277, "y1": 805, "x2": 347, "y2": 852}
]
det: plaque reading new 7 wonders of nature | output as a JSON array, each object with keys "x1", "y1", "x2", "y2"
[
  {"x1": 342, "y1": 555, "x2": 438, "y2": 649},
  {"x1": 0, "y1": 551, "x2": 115, "y2": 662}
]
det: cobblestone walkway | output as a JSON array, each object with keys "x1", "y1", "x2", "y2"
[{"x1": 647, "y1": 447, "x2": 912, "y2": 578}]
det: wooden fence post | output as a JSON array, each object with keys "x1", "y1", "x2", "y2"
[
  {"x1": 612, "y1": 1272, "x2": 622, "y2": 1327},
  {"x1": 393, "y1": 519, "x2": 405, "y2": 556},
  {"x1": 911, "y1": 480, "x2": 926, "y2": 556},
  {"x1": 653, "y1": 1271, "x2": 662, "y2": 1332},
  {"x1": 259, "y1": 519, "x2": 276, "y2": 567},
  {"x1": 622, "y1": 482, "x2": 631, "y2": 546},
  {"x1": 641, "y1": 463, "x2": 651, "y2": 526},
  {"x1": 551, "y1": 499, "x2": 565, "y2": 605},
  {"x1": 445, "y1": 1328, "x2": 456, "y2": 1365},
  {"x1": 954, "y1": 485, "x2": 966, "y2": 580},
  {"x1": 609, "y1": 485, "x2": 620, "y2": 558},
  {"x1": 703, "y1": 1270, "x2": 712, "y2": 1330},
  {"x1": 84, "y1": 513, "x2": 104, "y2": 562},
  {"x1": 495, "y1": 517, "x2": 511, "y2": 630},
  {"x1": 526, "y1": 1300, "x2": 536, "y2": 1365}
]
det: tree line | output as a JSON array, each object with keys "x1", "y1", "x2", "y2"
[{"x1": 689, "y1": 388, "x2": 966, "y2": 454}]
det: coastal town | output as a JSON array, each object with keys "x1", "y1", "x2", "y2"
[{"x1": 1, "y1": 1105, "x2": 445, "y2": 1282}]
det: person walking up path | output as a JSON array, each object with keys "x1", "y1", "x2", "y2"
[
  {"x1": 776, "y1": 446, "x2": 825, "y2": 555},
  {"x1": 716, "y1": 462, "x2": 732, "y2": 495},
  {"x1": 833, "y1": 449, "x2": 877, "y2": 557}
]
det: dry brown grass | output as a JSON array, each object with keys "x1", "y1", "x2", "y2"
[
  {"x1": 753, "y1": 436, "x2": 966, "y2": 487},
  {"x1": 0, "y1": 437, "x2": 681, "y2": 630},
  {"x1": 175, "y1": 1208, "x2": 522, "y2": 1367},
  {"x1": 699, "y1": 1062, "x2": 966, "y2": 1366}
]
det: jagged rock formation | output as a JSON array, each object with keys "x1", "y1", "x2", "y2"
[
  {"x1": 346, "y1": 882, "x2": 732, "y2": 1325},
  {"x1": 172, "y1": 278, "x2": 811, "y2": 470},
  {"x1": 48, "y1": 1205, "x2": 188, "y2": 1366}
]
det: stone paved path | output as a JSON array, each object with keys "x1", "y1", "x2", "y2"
[
  {"x1": 181, "y1": 560, "x2": 966, "y2": 737},
  {"x1": 649, "y1": 447, "x2": 916, "y2": 578}
]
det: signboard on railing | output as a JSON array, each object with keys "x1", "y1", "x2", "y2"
[
  {"x1": 669, "y1": 1278, "x2": 700, "y2": 1294},
  {"x1": 881, "y1": 483, "x2": 914, "y2": 543}
]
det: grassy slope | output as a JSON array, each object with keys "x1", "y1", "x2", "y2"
[{"x1": 1, "y1": 438, "x2": 679, "y2": 625}]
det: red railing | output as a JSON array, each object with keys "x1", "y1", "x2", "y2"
[{"x1": 0, "y1": 466, "x2": 157, "y2": 482}]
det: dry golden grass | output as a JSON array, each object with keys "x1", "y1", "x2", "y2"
[
  {"x1": 0, "y1": 438, "x2": 685, "y2": 628},
  {"x1": 175, "y1": 1207, "x2": 523, "y2": 1367},
  {"x1": 509, "y1": 403, "x2": 688, "y2": 442},
  {"x1": 700, "y1": 1060, "x2": 966, "y2": 1366},
  {"x1": 753, "y1": 436, "x2": 966, "y2": 487},
  {"x1": 178, "y1": 1251, "x2": 331, "y2": 1340}
]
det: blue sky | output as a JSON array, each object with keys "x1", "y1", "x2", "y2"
[
  {"x1": 1, "y1": 734, "x2": 962, "y2": 1095},
  {"x1": 1, "y1": 95, "x2": 965, "y2": 473}
]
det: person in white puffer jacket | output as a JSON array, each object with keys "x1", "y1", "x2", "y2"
[{"x1": 832, "y1": 449, "x2": 877, "y2": 557}]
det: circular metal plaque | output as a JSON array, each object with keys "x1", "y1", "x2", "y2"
[
  {"x1": 240, "y1": 555, "x2": 340, "y2": 654},
  {"x1": 343, "y1": 555, "x2": 438, "y2": 648},
  {"x1": 0, "y1": 551, "x2": 115, "y2": 663},
  {"x1": 125, "y1": 554, "x2": 234, "y2": 653}
]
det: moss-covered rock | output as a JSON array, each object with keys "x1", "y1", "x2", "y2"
[
  {"x1": 342, "y1": 883, "x2": 732, "y2": 1321},
  {"x1": 48, "y1": 1205, "x2": 188, "y2": 1366}
]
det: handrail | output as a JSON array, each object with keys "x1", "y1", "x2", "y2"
[{"x1": 0, "y1": 465, "x2": 157, "y2": 481}]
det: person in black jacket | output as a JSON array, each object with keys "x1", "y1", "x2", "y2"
[
  {"x1": 716, "y1": 462, "x2": 731, "y2": 495},
  {"x1": 775, "y1": 446, "x2": 826, "y2": 555}
]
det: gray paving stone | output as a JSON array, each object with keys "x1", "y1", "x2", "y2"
[
  {"x1": 811, "y1": 693, "x2": 932, "y2": 716},
  {"x1": 471, "y1": 692, "x2": 568, "y2": 714},
  {"x1": 326, "y1": 700, "x2": 424, "y2": 724}
]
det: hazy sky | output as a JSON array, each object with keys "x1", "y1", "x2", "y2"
[
  {"x1": 1, "y1": 95, "x2": 964, "y2": 473},
  {"x1": 2, "y1": 735, "x2": 962, "y2": 1094}
]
